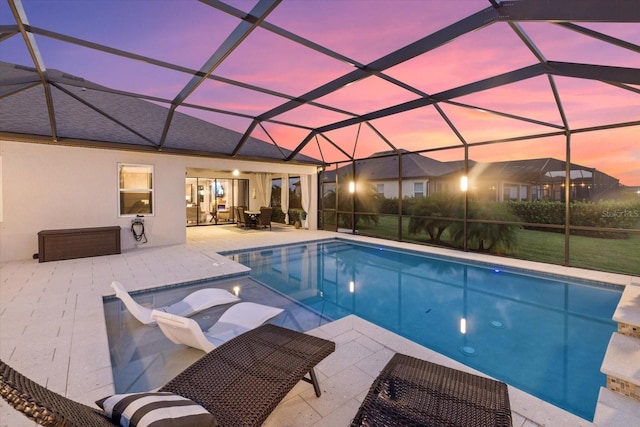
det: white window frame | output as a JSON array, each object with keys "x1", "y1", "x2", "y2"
[
  {"x1": 414, "y1": 182, "x2": 424, "y2": 197},
  {"x1": 118, "y1": 163, "x2": 154, "y2": 217}
]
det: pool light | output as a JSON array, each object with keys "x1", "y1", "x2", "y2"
[
  {"x1": 349, "y1": 281, "x2": 355, "y2": 293},
  {"x1": 460, "y1": 346, "x2": 477, "y2": 356},
  {"x1": 460, "y1": 318, "x2": 467, "y2": 334}
]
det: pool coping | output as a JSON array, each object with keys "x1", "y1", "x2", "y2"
[{"x1": 222, "y1": 237, "x2": 627, "y2": 291}]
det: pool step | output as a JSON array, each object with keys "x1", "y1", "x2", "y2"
[
  {"x1": 612, "y1": 281, "x2": 640, "y2": 339},
  {"x1": 600, "y1": 333, "x2": 640, "y2": 401},
  {"x1": 593, "y1": 387, "x2": 640, "y2": 426},
  {"x1": 593, "y1": 281, "x2": 640, "y2": 426}
]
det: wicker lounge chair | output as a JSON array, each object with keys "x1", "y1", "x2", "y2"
[
  {"x1": 152, "y1": 302, "x2": 284, "y2": 352},
  {"x1": 351, "y1": 353, "x2": 512, "y2": 427},
  {"x1": 110, "y1": 281, "x2": 239, "y2": 325},
  {"x1": 1, "y1": 324, "x2": 335, "y2": 427}
]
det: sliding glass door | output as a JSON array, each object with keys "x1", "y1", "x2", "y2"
[{"x1": 185, "y1": 177, "x2": 248, "y2": 226}]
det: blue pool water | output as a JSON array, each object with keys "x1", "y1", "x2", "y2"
[{"x1": 226, "y1": 239, "x2": 622, "y2": 421}]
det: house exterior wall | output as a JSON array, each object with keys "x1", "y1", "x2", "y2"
[
  {"x1": 0, "y1": 140, "x2": 319, "y2": 262},
  {"x1": 371, "y1": 179, "x2": 431, "y2": 199}
]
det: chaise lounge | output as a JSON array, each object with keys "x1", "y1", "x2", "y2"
[
  {"x1": 351, "y1": 353, "x2": 513, "y2": 427},
  {"x1": 0, "y1": 324, "x2": 336, "y2": 427},
  {"x1": 110, "y1": 281, "x2": 239, "y2": 325},
  {"x1": 151, "y1": 302, "x2": 284, "y2": 352}
]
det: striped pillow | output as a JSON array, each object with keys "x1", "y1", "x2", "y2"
[{"x1": 96, "y1": 392, "x2": 217, "y2": 427}]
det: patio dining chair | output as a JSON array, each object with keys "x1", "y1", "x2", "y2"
[
  {"x1": 1, "y1": 324, "x2": 335, "y2": 427},
  {"x1": 236, "y1": 206, "x2": 247, "y2": 228},
  {"x1": 259, "y1": 206, "x2": 273, "y2": 229}
]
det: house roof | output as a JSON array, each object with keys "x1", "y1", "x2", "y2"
[
  {"x1": 467, "y1": 158, "x2": 620, "y2": 184},
  {"x1": 353, "y1": 150, "x2": 467, "y2": 181},
  {"x1": 326, "y1": 153, "x2": 621, "y2": 187},
  {"x1": 0, "y1": 61, "x2": 320, "y2": 164}
]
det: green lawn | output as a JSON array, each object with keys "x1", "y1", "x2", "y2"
[
  {"x1": 514, "y1": 229, "x2": 640, "y2": 275},
  {"x1": 356, "y1": 216, "x2": 640, "y2": 276}
]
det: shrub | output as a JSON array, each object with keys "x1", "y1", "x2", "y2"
[
  {"x1": 450, "y1": 201, "x2": 522, "y2": 254},
  {"x1": 376, "y1": 197, "x2": 400, "y2": 214},
  {"x1": 507, "y1": 200, "x2": 640, "y2": 238},
  {"x1": 407, "y1": 192, "x2": 461, "y2": 244}
]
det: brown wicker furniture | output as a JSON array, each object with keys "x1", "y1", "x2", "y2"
[
  {"x1": 351, "y1": 353, "x2": 512, "y2": 427},
  {"x1": 236, "y1": 206, "x2": 248, "y2": 228},
  {"x1": 1, "y1": 324, "x2": 335, "y2": 427},
  {"x1": 259, "y1": 207, "x2": 273, "y2": 229},
  {"x1": 37, "y1": 226, "x2": 121, "y2": 262}
]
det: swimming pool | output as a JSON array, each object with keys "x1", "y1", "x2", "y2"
[{"x1": 225, "y1": 238, "x2": 622, "y2": 421}]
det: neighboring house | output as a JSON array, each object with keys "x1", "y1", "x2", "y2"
[
  {"x1": 324, "y1": 150, "x2": 469, "y2": 199},
  {"x1": 0, "y1": 62, "x2": 321, "y2": 262},
  {"x1": 326, "y1": 151, "x2": 620, "y2": 202},
  {"x1": 463, "y1": 158, "x2": 620, "y2": 202}
]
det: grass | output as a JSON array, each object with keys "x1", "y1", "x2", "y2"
[
  {"x1": 355, "y1": 216, "x2": 640, "y2": 276},
  {"x1": 514, "y1": 229, "x2": 640, "y2": 275}
]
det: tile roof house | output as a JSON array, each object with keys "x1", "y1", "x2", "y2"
[
  {"x1": 0, "y1": 62, "x2": 322, "y2": 262},
  {"x1": 325, "y1": 150, "x2": 621, "y2": 201}
]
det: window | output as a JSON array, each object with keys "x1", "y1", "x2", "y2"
[
  {"x1": 270, "y1": 176, "x2": 302, "y2": 209},
  {"x1": 376, "y1": 183, "x2": 384, "y2": 195},
  {"x1": 503, "y1": 184, "x2": 519, "y2": 201},
  {"x1": 290, "y1": 176, "x2": 302, "y2": 209},
  {"x1": 119, "y1": 163, "x2": 153, "y2": 216},
  {"x1": 414, "y1": 182, "x2": 424, "y2": 197},
  {"x1": 270, "y1": 178, "x2": 282, "y2": 208}
]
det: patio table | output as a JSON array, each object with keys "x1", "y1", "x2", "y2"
[{"x1": 245, "y1": 211, "x2": 260, "y2": 228}]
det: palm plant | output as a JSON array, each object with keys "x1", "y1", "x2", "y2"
[
  {"x1": 407, "y1": 192, "x2": 462, "y2": 244},
  {"x1": 450, "y1": 200, "x2": 522, "y2": 254}
]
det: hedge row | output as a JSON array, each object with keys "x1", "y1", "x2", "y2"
[{"x1": 507, "y1": 200, "x2": 640, "y2": 231}]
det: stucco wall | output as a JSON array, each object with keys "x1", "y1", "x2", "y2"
[
  {"x1": 371, "y1": 179, "x2": 431, "y2": 199},
  {"x1": 0, "y1": 140, "x2": 319, "y2": 262}
]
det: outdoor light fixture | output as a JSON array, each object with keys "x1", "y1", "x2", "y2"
[
  {"x1": 460, "y1": 176, "x2": 468, "y2": 192},
  {"x1": 349, "y1": 281, "x2": 355, "y2": 293},
  {"x1": 349, "y1": 181, "x2": 356, "y2": 193},
  {"x1": 232, "y1": 169, "x2": 239, "y2": 176},
  {"x1": 460, "y1": 318, "x2": 467, "y2": 334},
  {"x1": 233, "y1": 285, "x2": 240, "y2": 297}
]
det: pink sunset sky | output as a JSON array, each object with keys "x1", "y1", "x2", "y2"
[{"x1": 1, "y1": 0, "x2": 639, "y2": 185}]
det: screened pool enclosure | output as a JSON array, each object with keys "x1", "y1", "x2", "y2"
[{"x1": 1, "y1": 0, "x2": 638, "y2": 274}]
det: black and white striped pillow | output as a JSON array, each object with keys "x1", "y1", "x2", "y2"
[{"x1": 96, "y1": 392, "x2": 217, "y2": 427}]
